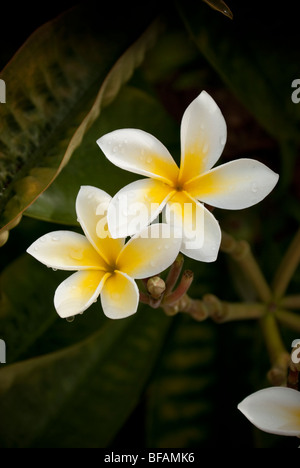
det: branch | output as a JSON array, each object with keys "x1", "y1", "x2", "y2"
[
  {"x1": 164, "y1": 270, "x2": 194, "y2": 305},
  {"x1": 275, "y1": 308, "x2": 300, "y2": 333},
  {"x1": 164, "y1": 253, "x2": 184, "y2": 295},
  {"x1": 202, "y1": 294, "x2": 266, "y2": 323},
  {"x1": 163, "y1": 294, "x2": 209, "y2": 321},
  {"x1": 272, "y1": 228, "x2": 300, "y2": 300},
  {"x1": 280, "y1": 294, "x2": 300, "y2": 310},
  {"x1": 220, "y1": 231, "x2": 272, "y2": 303},
  {"x1": 259, "y1": 312, "x2": 290, "y2": 386}
]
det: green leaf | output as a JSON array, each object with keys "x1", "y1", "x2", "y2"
[
  {"x1": 26, "y1": 84, "x2": 179, "y2": 225},
  {"x1": 202, "y1": 0, "x2": 233, "y2": 19},
  {"x1": 0, "y1": 248, "x2": 110, "y2": 363},
  {"x1": 0, "y1": 254, "x2": 62, "y2": 363},
  {"x1": 178, "y1": 2, "x2": 300, "y2": 143},
  {"x1": 0, "y1": 307, "x2": 171, "y2": 448},
  {"x1": 0, "y1": 237, "x2": 172, "y2": 447},
  {"x1": 0, "y1": 4, "x2": 161, "y2": 235},
  {"x1": 146, "y1": 315, "x2": 217, "y2": 447}
]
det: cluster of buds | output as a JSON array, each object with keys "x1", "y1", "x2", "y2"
[{"x1": 139, "y1": 254, "x2": 207, "y2": 321}]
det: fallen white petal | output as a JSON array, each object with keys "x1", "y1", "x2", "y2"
[
  {"x1": 27, "y1": 231, "x2": 107, "y2": 270},
  {"x1": 179, "y1": 90, "x2": 227, "y2": 184},
  {"x1": 107, "y1": 178, "x2": 174, "y2": 238},
  {"x1": 117, "y1": 223, "x2": 182, "y2": 279},
  {"x1": 186, "y1": 158, "x2": 279, "y2": 209},
  {"x1": 100, "y1": 271, "x2": 139, "y2": 319},
  {"x1": 238, "y1": 387, "x2": 300, "y2": 437},
  {"x1": 54, "y1": 270, "x2": 108, "y2": 318},
  {"x1": 97, "y1": 128, "x2": 179, "y2": 185}
]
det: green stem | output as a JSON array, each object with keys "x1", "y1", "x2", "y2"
[
  {"x1": 202, "y1": 294, "x2": 266, "y2": 323},
  {"x1": 280, "y1": 295, "x2": 300, "y2": 310},
  {"x1": 221, "y1": 231, "x2": 272, "y2": 303},
  {"x1": 259, "y1": 312, "x2": 290, "y2": 385},
  {"x1": 275, "y1": 308, "x2": 300, "y2": 333},
  {"x1": 273, "y1": 228, "x2": 300, "y2": 300}
]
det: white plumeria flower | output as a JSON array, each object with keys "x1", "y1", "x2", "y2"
[
  {"x1": 238, "y1": 387, "x2": 300, "y2": 437},
  {"x1": 97, "y1": 91, "x2": 279, "y2": 262},
  {"x1": 27, "y1": 186, "x2": 181, "y2": 319}
]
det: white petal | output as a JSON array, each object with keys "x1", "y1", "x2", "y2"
[
  {"x1": 165, "y1": 193, "x2": 221, "y2": 262},
  {"x1": 101, "y1": 271, "x2": 139, "y2": 319},
  {"x1": 185, "y1": 158, "x2": 279, "y2": 209},
  {"x1": 76, "y1": 185, "x2": 124, "y2": 265},
  {"x1": 97, "y1": 128, "x2": 179, "y2": 184},
  {"x1": 238, "y1": 387, "x2": 300, "y2": 437},
  {"x1": 179, "y1": 90, "x2": 227, "y2": 184},
  {"x1": 54, "y1": 270, "x2": 108, "y2": 318},
  {"x1": 117, "y1": 223, "x2": 182, "y2": 279},
  {"x1": 107, "y1": 178, "x2": 174, "y2": 238},
  {"x1": 76, "y1": 185, "x2": 111, "y2": 247},
  {"x1": 27, "y1": 231, "x2": 107, "y2": 270}
]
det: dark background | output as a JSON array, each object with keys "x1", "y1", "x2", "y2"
[
  {"x1": 0, "y1": 0, "x2": 299, "y2": 449},
  {"x1": 2, "y1": 0, "x2": 300, "y2": 70}
]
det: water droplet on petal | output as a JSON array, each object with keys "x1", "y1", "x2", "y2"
[
  {"x1": 52, "y1": 268, "x2": 57, "y2": 272},
  {"x1": 251, "y1": 183, "x2": 258, "y2": 193},
  {"x1": 150, "y1": 260, "x2": 156, "y2": 267},
  {"x1": 220, "y1": 135, "x2": 226, "y2": 146},
  {"x1": 51, "y1": 235, "x2": 60, "y2": 242},
  {"x1": 146, "y1": 156, "x2": 153, "y2": 164},
  {"x1": 69, "y1": 249, "x2": 83, "y2": 261},
  {"x1": 202, "y1": 143, "x2": 209, "y2": 154},
  {"x1": 66, "y1": 316, "x2": 75, "y2": 323}
]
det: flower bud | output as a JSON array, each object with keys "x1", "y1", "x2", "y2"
[{"x1": 147, "y1": 276, "x2": 166, "y2": 299}]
